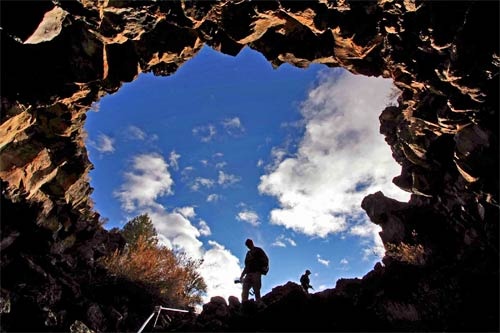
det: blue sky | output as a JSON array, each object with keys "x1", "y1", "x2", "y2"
[{"x1": 85, "y1": 45, "x2": 410, "y2": 303}]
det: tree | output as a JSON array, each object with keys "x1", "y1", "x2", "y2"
[{"x1": 121, "y1": 213, "x2": 158, "y2": 248}]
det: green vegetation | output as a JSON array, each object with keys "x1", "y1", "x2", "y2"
[{"x1": 121, "y1": 213, "x2": 158, "y2": 248}]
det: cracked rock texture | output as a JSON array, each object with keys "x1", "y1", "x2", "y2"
[{"x1": 1, "y1": 0, "x2": 498, "y2": 331}]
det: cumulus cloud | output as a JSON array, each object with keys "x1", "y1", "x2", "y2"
[
  {"x1": 114, "y1": 153, "x2": 173, "y2": 211},
  {"x1": 317, "y1": 284, "x2": 330, "y2": 292},
  {"x1": 174, "y1": 206, "x2": 196, "y2": 219},
  {"x1": 128, "y1": 125, "x2": 146, "y2": 140},
  {"x1": 258, "y1": 70, "x2": 411, "y2": 257},
  {"x1": 198, "y1": 220, "x2": 212, "y2": 236},
  {"x1": 199, "y1": 240, "x2": 243, "y2": 303},
  {"x1": 169, "y1": 150, "x2": 181, "y2": 171},
  {"x1": 271, "y1": 239, "x2": 287, "y2": 248},
  {"x1": 147, "y1": 205, "x2": 204, "y2": 259},
  {"x1": 191, "y1": 177, "x2": 215, "y2": 191},
  {"x1": 236, "y1": 209, "x2": 260, "y2": 227},
  {"x1": 317, "y1": 254, "x2": 330, "y2": 267},
  {"x1": 350, "y1": 221, "x2": 385, "y2": 260},
  {"x1": 126, "y1": 125, "x2": 158, "y2": 142},
  {"x1": 206, "y1": 194, "x2": 219, "y2": 203},
  {"x1": 215, "y1": 162, "x2": 227, "y2": 169},
  {"x1": 218, "y1": 171, "x2": 241, "y2": 187},
  {"x1": 193, "y1": 124, "x2": 216, "y2": 142},
  {"x1": 340, "y1": 258, "x2": 349, "y2": 265},
  {"x1": 90, "y1": 133, "x2": 115, "y2": 153},
  {"x1": 222, "y1": 117, "x2": 245, "y2": 136},
  {"x1": 181, "y1": 166, "x2": 194, "y2": 178},
  {"x1": 271, "y1": 234, "x2": 297, "y2": 247},
  {"x1": 265, "y1": 146, "x2": 288, "y2": 171}
]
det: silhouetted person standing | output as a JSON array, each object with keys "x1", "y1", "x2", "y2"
[
  {"x1": 300, "y1": 269, "x2": 314, "y2": 293},
  {"x1": 240, "y1": 239, "x2": 269, "y2": 302}
]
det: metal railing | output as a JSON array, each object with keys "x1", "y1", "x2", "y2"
[{"x1": 137, "y1": 306, "x2": 190, "y2": 333}]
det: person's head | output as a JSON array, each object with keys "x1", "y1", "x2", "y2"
[
  {"x1": 305, "y1": 269, "x2": 311, "y2": 275},
  {"x1": 245, "y1": 238, "x2": 254, "y2": 249}
]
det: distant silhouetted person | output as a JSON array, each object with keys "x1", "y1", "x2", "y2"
[
  {"x1": 240, "y1": 238, "x2": 269, "y2": 302},
  {"x1": 300, "y1": 269, "x2": 314, "y2": 293}
]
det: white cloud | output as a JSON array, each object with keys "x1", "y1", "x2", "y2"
[
  {"x1": 264, "y1": 146, "x2": 289, "y2": 172},
  {"x1": 350, "y1": 221, "x2": 385, "y2": 260},
  {"x1": 114, "y1": 153, "x2": 173, "y2": 211},
  {"x1": 271, "y1": 234, "x2": 297, "y2": 247},
  {"x1": 91, "y1": 133, "x2": 115, "y2": 153},
  {"x1": 258, "y1": 70, "x2": 410, "y2": 252},
  {"x1": 206, "y1": 194, "x2": 219, "y2": 202},
  {"x1": 257, "y1": 159, "x2": 264, "y2": 167},
  {"x1": 317, "y1": 254, "x2": 330, "y2": 267},
  {"x1": 271, "y1": 239, "x2": 286, "y2": 247},
  {"x1": 340, "y1": 258, "x2": 349, "y2": 265},
  {"x1": 218, "y1": 171, "x2": 241, "y2": 187},
  {"x1": 213, "y1": 152, "x2": 224, "y2": 158},
  {"x1": 236, "y1": 209, "x2": 260, "y2": 227},
  {"x1": 193, "y1": 124, "x2": 216, "y2": 142},
  {"x1": 147, "y1": 205, "x2": 204, "y2": 259},
  {"x1": 128, "y1": 125, "x2": 146, "y2": 140},
  {"x1": 199, "y1": 240, "x2": 243, "y2": 303},
  {"x1": 222, "y1": 117, "x2": 245, "y2": 136},
  {"x1": 169, "y1": 150, "x2": 181, "y2": 171},
  {"x1": 286, "y1": 237, "x2": 297, "y2": 247},
  {"x1": 198, "y1": 220, "x2": 212, "y2": 236},
  {"x1": 174, "y1": 206, "x2": 196, "y2": 219},
  {"x1": 191, "y1": 177, "x2": 215, "y2": 191},
  {"x1": 182, "y1": 166, "x2": 194, "y2": 174},
  {"x1": 126, "y1": 125, "x2": 158, "y2": 142},
  {"x1": 215, "y1": 162, "x2": 227, "y2": 169},
  {"x1": 317, "y1": 284, "x2": 331, "y2": 292},
  {"x1": 89, "y1": 102, "x2": 100, "y2": 112}
]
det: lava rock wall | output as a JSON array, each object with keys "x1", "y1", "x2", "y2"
[{"x1": 1, "y1": 0, "x2": 498, "y2": 331}]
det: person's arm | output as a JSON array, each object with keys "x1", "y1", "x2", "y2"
[
  {"x1": 240, "y1": 266, "x2": 247, "y2": 280},
  {"x1": 240, "y1": 252, "x2": 248, "y2": 280}
]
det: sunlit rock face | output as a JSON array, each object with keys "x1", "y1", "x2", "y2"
[{"x1": 1, "y1": 1, "x2": 498, "y2": 331}]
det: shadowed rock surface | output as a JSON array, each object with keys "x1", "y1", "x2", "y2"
[{"x1": 1, "y1": 0, "x2": 498, "y2": 331}]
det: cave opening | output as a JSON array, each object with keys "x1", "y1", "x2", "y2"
[
  {"x1": 84, "y1": 44, "x2": 410, "y2": 301},
  {"x1": 1, "y1": 0, "x2": 498, "y2": 331}
]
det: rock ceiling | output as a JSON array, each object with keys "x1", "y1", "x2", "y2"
[{"x1": 0, "y1": 1, "x2": 498, "y2": 331}]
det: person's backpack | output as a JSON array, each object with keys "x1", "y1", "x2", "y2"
[{"x1": 259, "y1": 249, "x2": 269, "y2": 275}]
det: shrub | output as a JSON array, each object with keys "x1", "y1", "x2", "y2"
[
  {"x1": 385, "y1": 242, "x2": 427, "y2": 265},
  {"x1": 102, "y1": 235, "x2": 206, "y2": 308}
]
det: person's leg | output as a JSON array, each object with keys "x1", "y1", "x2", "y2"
[
  {"x1": 242, "y1": 276, "x2": 250, "y2": 302},
  {"x1": 253, "y1": 273, "x2": 262, "y2": 301}
]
